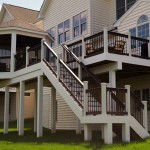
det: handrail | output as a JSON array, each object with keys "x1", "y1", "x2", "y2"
[
  {"x1": 28, "y1": 44, "x2": 41, "y2": 52},
  {"x1": 61, "y1": 44, "x2": 102, "y2": 86},
  {"x1": 15, "y1": 50, "x2": 26, "y2": 56},
  {"x1": 84, "y1": 31, "x2": 103, "y2": 41},
  {"x1": 131, "y1": 36, "x2": 149, "y2": 43}
]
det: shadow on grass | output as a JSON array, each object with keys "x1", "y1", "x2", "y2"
[{"x1": 0, "y1": 119, "x2": 147, "y2": 150}]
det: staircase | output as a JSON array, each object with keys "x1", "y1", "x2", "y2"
[{"x1": 41, "y1": 41, "x2": 149, "y2": 144}]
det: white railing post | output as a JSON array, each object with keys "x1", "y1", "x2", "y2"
[
  {"x1": 103, "y1": 27, "x2": 108, "y2": 53},
  {"x1": 126, "y1": 32, "x2": 132, "y2": 56},
  {"x1": 125, "y1": 85, "x2": 131, "y2": 116},
  {"x1": 78, "y1": 57, "x2": 82, "y2": 79},
  {"x1": 41, "y1": 39, "x2": 45, "y2": 62},
  {"x1": 83, "y1": 81, "x2": 88, "y2": 116},
  {"x1": 26, "y1": 46, "x2": 30, "y2": 67},
  {"x1": 142, "y1": 101, "x2": 148, "y2": 131},
  {"x1": 13, "y1": 53, "x2": 15, "y2": 71},
  {"x1": 82, "y1": 36, "x2": 86, "y2": 60},
  {"x1": 147, "y1": 37, "x2": 150, "y2": 58},
  {"x1": 57, "y1": 54, "x2": 61, "y2": 80},
  {"x1": 101, "y1": 83, "x2": 107, "y2": 114}
]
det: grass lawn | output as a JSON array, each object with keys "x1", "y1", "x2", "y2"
[{"x1": 0, "y1": 120, "x2": 149, "y2": 150}]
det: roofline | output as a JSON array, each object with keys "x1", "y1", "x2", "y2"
[
  {"x1": 113, "y1": 0, "x2": 143, "y2": 27},
  {"x1": 38, "y1": 0, "x2": 50, "y2": 19},
  {"x1": 0, "y1": 26, "x2": 47, "y2": 35}
]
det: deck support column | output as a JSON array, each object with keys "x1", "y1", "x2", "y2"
[
  {"x1": 104, "y1": 123, "x2": 113, "y2": 144},
  {"x1": 16, "y1": 88, "x2": 19, "y2": 131},
  {"x1": 103, "y1": 27, "x2": 108, "y2": 53},
  {"x1": 122, "y1": 123, "x2": 130, "y2": 142},
  {"x1": 11, "y1": 32, "x2": 17, "y2": 72},
  {"x1": 51, "y1": 87, "x2": 57, "y2": 133},
  {"x1": 37, "y1": 75, "x2": 43, "y2": 137},
  {"x1": 4, "y1": 86, "x2": 9, "y2": 134},
  {"x1": 109, "y1": 70, "x2": 116, "y2": 88},
  {"x1": 19, "y1": 81, "x2": 25, "y2": 136},
  {"x1": 34, "y1": 88, "x2": 37, "y2": 133},
  {"x1": 84, "y1": 124, "x2": 92, "y2": 141},
  {"x1": 142, "y1": 101, "x2": 148, "y2": 131},
  {"x1": 125, "y1": 85, "x2": 131, "y2": 115}
]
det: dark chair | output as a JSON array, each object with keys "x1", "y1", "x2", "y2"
[{"x1": 141, "y1": 43, "x2": 148, "y2": 58}]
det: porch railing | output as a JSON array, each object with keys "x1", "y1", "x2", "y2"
[
  {"x1": 130, "y1": 91, "x2": 144, "y2": 126},
  {"x1": 28, "y1": 44, "x2": 41, "y2": 66},
  {"x1": 0, "y1": 56, "x2": 11, "y2": 72}
]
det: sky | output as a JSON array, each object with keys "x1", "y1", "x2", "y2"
[{"x1": 0, "y1": 0, "x2": 44, "y2": 11}]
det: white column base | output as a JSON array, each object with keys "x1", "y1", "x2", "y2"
[
  {"x1": 104, "y1": 123, "x2": 113, "y2": 144},
  {"x1": 84, "y1": 124, "x2": 92, "y2": 141},
  {"x1": 122, "y1": 123, "x2": 130, "y2": 142}
]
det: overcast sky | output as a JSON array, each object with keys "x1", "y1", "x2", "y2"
[{"x1": 0, "y1": 0, "x2": 44, "y2": 10}]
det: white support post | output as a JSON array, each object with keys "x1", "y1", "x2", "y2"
[
  {"x1": 4, "y1": 86, "x2": 9, "y2": 134},
  {"x1": 122, "y1": 123, "x2": 130, "y2": 142},
  {"x1": 109, "y1": 70, "x2": 116, "y2": 88},
  {"x1": 83, "y1": 81, "x2": 88, "y2": 116},
  {"x1": 147, "y1": 37, "x2": 150, "y2": 58},
  {"x1": 51, "y1": 87, "x2": 57, "y2": 134},
  {"x1": 41, "y1": 39, "x2": 45, "y2": 62},
  {"x1": 16, "y1": 88, "x2": 19, "y2": 131},
  {"x1": 142, "y1": 101, "x2": 148, "y2": 131},
  {"x1": 37, "y1": 75, "x2": 43, "y2": 138},
  {"x1": 101, "y1": 83, "x2": 107, "y2": 114},
  {"x1": 34, "y1": 88, "x2": 37, "y2": 133},
  {"x1": 127, "y1": 32, "x2": 132, "y2": 56},
  {"x1": 26, "y1": 46, "x2": 30, "y2": 67},
  {"x1": 103, "y1": 123, "x2": 113, "y2": 144},
  {"x1": 82, "y1": 36, "x2": 86, "y2": 60},
  {"x1": 11, "y1": 32, "x2": 17, "y2": 72},
  {"x1": 84, "y1": 124, "x2": 92, "y2": 141},
  {"x1": 19, "y1": 81, "x2": 25, "y2": 136},
  {"x1": 125, "y1": 85, "x2": 131, "y2": 116},
  {"x1": 57, "y1": 54, "x2": 61, "y2": 80},
  {"x1": 103, "y1": 27, "x2": 108, "y2": 53}
]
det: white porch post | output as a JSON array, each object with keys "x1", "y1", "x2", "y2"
[
  {"x1": 125, "y1": 85, "x2": 131, "y2": 116},
  {"x1": 142, "y1": 101, "x2": 148, "y2": 131},
  {"x1": 84, "y1": 124, "x2": 92, "y2": 141},
  {"x1": 83, "y1": 81, "x2": 88, "y2": 116},
  {"x1": 41, "y1": 39, "x2": 45, "y2": 62},
  {"x1": 109, "y1": 70, "x2": 116, "y2": 88},
  {"x1": 34, "y1": 88, "x2": 37, "y2": 133},
  {"x1": 82, "y1": 36, "x2": 86, "y2": 59},
  {"x1": 4, "y1": 86, "x2": 9, "y2": 134},
  {"x1": 11, "y1": 32, "x2": 17, "y2": 72},
  {"x1": 101, "y1": 83, "x2": 107, "y2": 114},
  {"x1": 122, "y1": 123, "x2": 130, "y2": 142},
  {"x1": 19, "y1": 81, "x2": 25, "y2": 136},
  {"x1": 147, "y1": 37, "x2": 150, "y2": 58},
  {"x1": 37, "y1": 75, "x2": 43, "y2": 137},
  {"x1": 51, "y1": 87, "x2": 57, "y2": 133},
  {"x1": 16, "y1": 88, "x2": 19, "y2": 131},
  {"x1": 26, "y1": 46, "x2": 30, "y2": 67},
  {"x1": 104, "y1": 123, "x2": 113, "y2": 144},
  {"x1": 127, "y1": 32, "x2": 131, "y2": 56},
  {"x1": 57, "y1": 54, "x2": 61, "y2": 80},
  {"x1": 103, "y1": 27, "x2": 108, "y2": 53}
]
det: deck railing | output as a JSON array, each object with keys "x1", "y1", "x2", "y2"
[
  {"x1": 0, "y1": 56, "x2": 11, "y2": 72},
  {"x1": 28, "y1": 44, "x2": 41, "y2": 66},
  {"x1": 66, "y1": 28, "x2": 150, "y2": 59},
  {"x1": 130, "y1": 91, "x2": 144, "y2": 126},
  {"x1": 107, "y1": 87, "x2": 127, "y2": 115}
]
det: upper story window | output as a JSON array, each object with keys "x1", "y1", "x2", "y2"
[
  {"x1": 49, "y1": 27, "x2": 55, "y2": 47},
  {"x1": 73, "y1": 11, "x2": 87, "y2": 37},
  {"x1": 116, "y1": 0, "x2": 137, "y2": 20},
  {"x1": 58, "y1": 19, "x2": 70, "y2": 44}
]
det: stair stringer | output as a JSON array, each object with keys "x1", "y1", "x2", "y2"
[
  {"x1": 129, "y1": 116, "x2": 150, "y2": 139},
  {"x1": 41, "y1": 62, "x2": 83, "y2": 120}
]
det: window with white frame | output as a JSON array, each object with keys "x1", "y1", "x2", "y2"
[
  {"x1": 73, "y1": 11, "x2": 87, "y2": 38},
  {"x1": 49, "y1": 27, "x2": 56, "y2": 47},
  {"x1": 116, "y1": 0, "x2": 137, "y2": 20},
  {"x1": 58, "y1": 19, "x2": 70, "y2": 44}
]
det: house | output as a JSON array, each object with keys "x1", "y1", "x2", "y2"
[{"x1": 0, "y1": 0, "x2": 150, "y2": 145}]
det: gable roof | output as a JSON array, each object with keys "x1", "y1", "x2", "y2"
[
  {"x1": 113, "y1": 0, "x2": 149, "y2": 27},
  {"x1": 3, "y1": 3, "x2": 40, "y2": 24},
  {"x1": 38, "y1": 0, "x2": 50, "y2": 19},
  {"x1": 0, "y1": 19, "x2": 44, "y2": 32}
]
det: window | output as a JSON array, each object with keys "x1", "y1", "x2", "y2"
[
  {"x1": 129, "y1": 28, "x2": 136, "y2": 48},
  {"x1": 73, "y1": 11, "x2": 87, "y2": 37},
  {"x1": 25, "y1": 92, "x2": 31, "y2": 96},
  {"x1": 49, "y1": 27, "x2": 55, "y2": 47},
  {"x1": 116, "y1": 0, "x2": 137, "y2": 19},
  {"x1": 58, "y1": 20, "x2": 70, "y2": 44}
]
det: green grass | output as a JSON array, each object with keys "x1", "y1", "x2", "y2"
[{"x1": 0, "y1": 120, "x2": 150, "y2": 150}]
